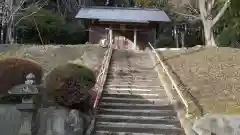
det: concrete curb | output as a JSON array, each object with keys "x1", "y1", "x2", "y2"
[{"x1": 147, "y1": 49, "x2": 195, "y2": 135}]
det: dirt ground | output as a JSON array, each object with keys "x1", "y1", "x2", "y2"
[
  {"x1": 158, "y1": 46, "x2": 240, "y2": 115},
  {"x1": 0, "y1": 44, "x2": 107, "y2": 78}
]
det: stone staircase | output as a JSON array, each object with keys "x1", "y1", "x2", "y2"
[{"x1": 93, "y1": 50, "x2": 185, "y2": 135}]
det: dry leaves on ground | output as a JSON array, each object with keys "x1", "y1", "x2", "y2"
[{"x1": 159, "y1": 47, "x2": 240, "y2": 114}]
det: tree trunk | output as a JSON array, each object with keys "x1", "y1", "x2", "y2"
[
  {"x1": 199, "y1": 0, "x2": 230, "y2": 47},
  {"x1": 0, "y1": 24, "x2": 2, "y2": 44},
  {"x1": 2, "y1": 24, "x2": 7, "y2": 44},
  {"x1": 203, "y1": 21, "x2": 216, "y2": 47},
  {"x1": 7, "y1": 22, "x2": 14, "y2": 44},
  {"x1": 4, "y1": 0, "x2": 14, "y2": 44}
]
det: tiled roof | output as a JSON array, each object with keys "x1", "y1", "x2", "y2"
[{"x1": 75, "y1": 6, "x2": 171, "y2": 23}]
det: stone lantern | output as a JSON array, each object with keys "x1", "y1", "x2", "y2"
[
  {"x1": 7, "y1": 73, "x2": 40, "y2": 135},
  {"x1": 8, "y1": 73, "x2": 39, "y2": 110}
]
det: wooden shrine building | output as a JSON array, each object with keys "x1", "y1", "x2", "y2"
[{"x1": 75, "y1": 6, "x2": 171, "y2": 50}]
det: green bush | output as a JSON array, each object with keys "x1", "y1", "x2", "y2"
[
  {"x1": 16, "y1": 9, "x2": 85, "y2": 44},
  {"x1": 216, "y1": 25, "x2": 240, "y2": 46},
  {"x1": 55, "y1": 22, "x2": 85, "y2": 44}
]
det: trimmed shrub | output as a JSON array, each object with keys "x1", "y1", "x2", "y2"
[
  {"x1": 45, "y1": 63, "x2": 96, "y2": 112},
  {"x1": 0, "y1": 57, "x2": 43, "y2": 95}
]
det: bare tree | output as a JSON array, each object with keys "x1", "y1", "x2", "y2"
[
  {"x1": 0, "y1": 0, "x2": 48, "y2": 44},
  {"x1": 173, "y1": 0, "x2": 231, "y2": 46},
  {"x1": 53, "y1": 0, "x2": 83, "y2": 19},
  {"x1": 199, "y1": 0, "x2": 231, "y2": 46}
]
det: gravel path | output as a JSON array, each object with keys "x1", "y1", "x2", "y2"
[{"x1": 159, "y1": 46, "x2": 240, "y2": 115}]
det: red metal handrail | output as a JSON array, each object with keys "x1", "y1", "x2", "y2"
[{"x1": 92, "y1": 44, "x2": 113, "y2": 109}]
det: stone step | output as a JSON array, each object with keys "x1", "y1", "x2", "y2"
[
  {"x1": 102, "y1": 93, "x2": 167, "y2": 99},
  {"x1": 109, "y1": 62, "x2": 155, "y2": 70},
  {"x1": 105, "y1": 81, "x2": 161, "y2": 87},
  {"x1": 109, "y1": 65, "x2": 153, "y2": 69},
  {"x1": 110, "y1": 59, "x2": 152, "y2": 63},
  {"x1": 111, "y1": 53, "x2": 150, "y2": 57},
  {"x1": 94, "y1": 51, "x2": 184, "y2": 135},
  {"x1": 107, "y1": 73, "x2": 158, "y2": 79},
  {"x1": 97, "y1": 108, "x2": 178, "y2": 117},
  {"x1": 105, "y1": 82, "x2": 161, "y2": 88},
  {"x1": 98, "y1": 102, "x2": 171, "y2": 110},
  {"x1": 95, "y1": 110, "x2": 181, "y2": 131},
  {"x1": 100, "y1": 97, "x2": 169, "y2": 105},
  {"x1": 105, "y1": 84, "x2": 163, "y2": 89},
  {"x1": 109, "y1": 68, "x2": 156, "y2": 71},
  {"x1": 95, "y1": 121, "x2": 184, "y2": 134},
  {"x1": 111, "y1": 54, "x2": 149, "y2": 59},
  {"x1": 94, "y1": 130, "x2": 184, "y2": 135},
  {"x1": 96, "y1": 121, "x2": 179, "y2": 129},
  {"x1": 107, "y1": 75, "x2": 159, "y2": 80},
  {"x1": 102, "y1": 90, "x2": 166, "y2": 97},
  {"x1": 96, "y1": 114, "x2": 177, "y2": 122},
  {"x1": 110, "y1": 56, "x2": 150, "y2": 60},
  {"x1": 107, "y1": 78, "x2": 159, "y2": 82},
  {"x1": 103, "y1": 88, "x2": 166, "y2": 94},
  {"x1": 107, "y1": 72, "x2": 158, "y2": 76},
  {"x1": 102, "y1": 93, "x2": 167, "y2": 100},
  {"x1": 109, "y1": 66, "x2": 155, "y2": 70},
  {"x1": 107, "y1": 73, "x2": 157, "y2": 76},
  {"x1": 107, "y1": 77, "x2": 160, "y2": 83},
  {"x1": 108, "y1": 67, "x2": 156, "y2": 74},
  {"x1": 110, "y1": 61, "x2": 153, "y2": 65},
  {"x1": 104, "y1": 87, "x2": 164, "y2": 91}
]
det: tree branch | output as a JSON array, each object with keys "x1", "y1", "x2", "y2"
[
  {"x1": 185, "y1": 4, "x2": 200, "y2": 14},
  {"x1": 199, "y1": 0, "x2": 207, "y2": 20},
  {"x1": 15, "y1": 0, "x2": 49, "y2": 26},
  {"x1": 20, "y1": 0, "x2": 43, "y2": 11},
  {"x1": 56, "y1": 0, "x2": 63, "y2": 17},
  {"x1": 33, "y1": 16, "x2": 44, "y2": 45},
  {"x1": 5, "y1": 0, "x2": 27, "y2": 23},
  {"x1": 212, "y1": 0, "x2": 231, "y2": 26},
  {"x1": 211, "y1": 0, "x2": 216, "y2": 7},
  {"x1": 174, "y1": 11, "x2": 200, "y2": 19},
  {"x1": 3, "y1": 0, "x2": 48, "y2": 24},
  {"x1": 207, "y1": 0, "x2": 214, "y2": 13}
]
